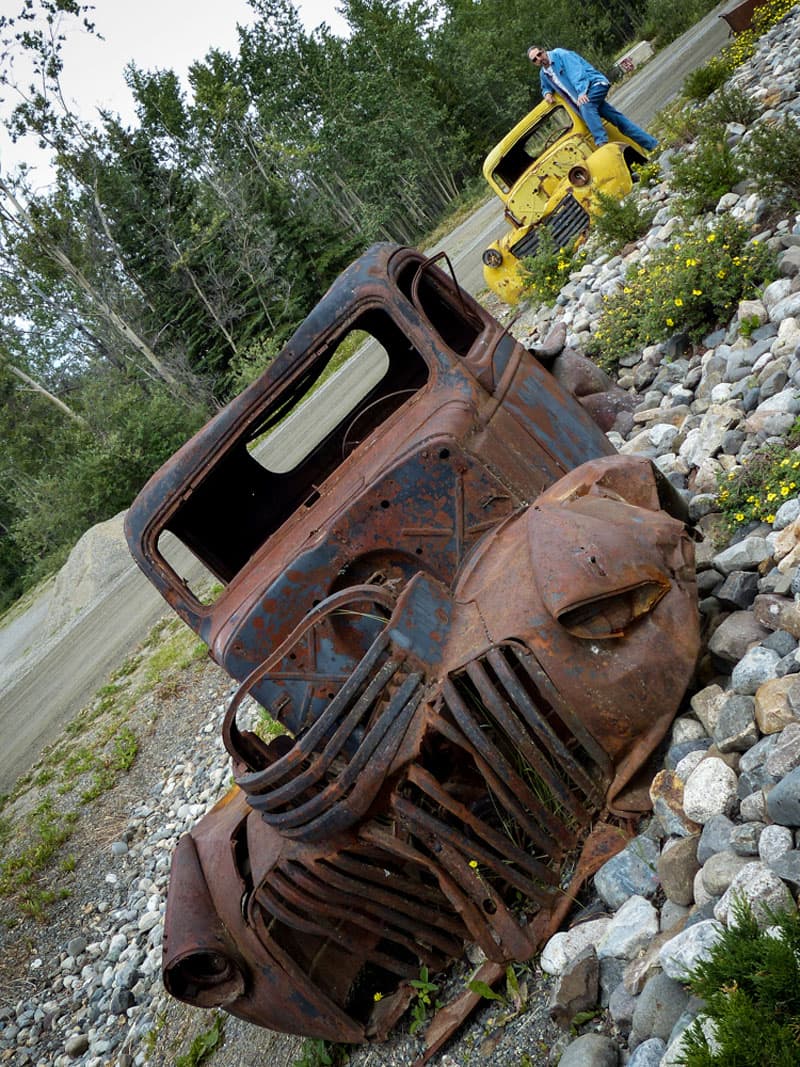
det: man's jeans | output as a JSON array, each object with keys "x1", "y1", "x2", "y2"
[{"x1": 578, "y1": 82, "x2": 658, "y2": 152}]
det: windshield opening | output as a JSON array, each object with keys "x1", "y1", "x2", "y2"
[
  {"x1": 160, "y1": 308, "x2": 430, "y2": 593},
  {"x1": 492, "y1": 106, "x2": 573, "y2": 191}
]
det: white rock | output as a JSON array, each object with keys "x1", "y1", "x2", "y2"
[
  {"x1": 596, "y1": 895, "x2": 659, "y2": 961},
  {"x1": 762, "y1": 277, "x2": 793, "y2": 311},
  {"x1": 675, "y1": 750, "x2": 707, "y2": 783},
  {"x1": 693, "y1": 868, "x2": 713, "y2": 907},
  {"x1": 658, "y1": 919, "x2": 725, "y2": 980},
  {"x1": 769, "y1": 291, "x2": 800, "y2": 323},
  {"x1": 716, "y1": 192, "x2": 740, "y2": 213},
  {"x1": 671, "y1": 716, "x2": 708, "y2": 745},
  {"x1": 540, "y1": 916, "x2": 611, "y2": 975},
  {"x1": 758, "y1": 824, "x2": 794, "y2": 864},
  {"x1": 138, "y1": 912, "x2": 161, "y2": 934},
  {"x1": 737, "y1": 298, "x2": 768, "y2": 324},
  {"x1": 772, "y1": 316, "x2": 800, "y2": 357},
  {"x1": 714, "y1": 861, "x2": 797, "y2": 927},
  {"x1": 683, "y1": 758, "x2": 738, "y2": 823}
]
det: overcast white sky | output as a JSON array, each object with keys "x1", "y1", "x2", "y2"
[
  {"x1": 1, "y1": 0, "x2": 349, "y2": 178},
  {"x1": 55, "y1": 0, "x2": 349, "y2": 123}
]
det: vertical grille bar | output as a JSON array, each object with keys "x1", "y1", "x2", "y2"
[
  {"x1": 442, "y1": 677, "x2": 577, "y2": 851},
  {"x1": 465, "y1": 657, "x2": 586, "y2": 821},
  {"x1": 485, "y1": 647, "x2": 605, "y2": 803}
]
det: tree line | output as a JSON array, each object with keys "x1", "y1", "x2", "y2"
[{"x1": 0, "y1": 0, "x2": 712, "y2": 610}]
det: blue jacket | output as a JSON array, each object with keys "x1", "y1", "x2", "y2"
[{"x1": 539, "y1": 49, "x2": 609, "y2": 107}]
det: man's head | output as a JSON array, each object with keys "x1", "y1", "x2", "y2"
[{"x1": 527, "y1": 46, "x2": 548, "y2": 65}]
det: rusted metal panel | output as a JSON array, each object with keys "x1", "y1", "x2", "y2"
[
  {"x1": 721, "y1": 0, "x2": 767, "y2": 33},
  {"x1": 125, "y1": 243, "x2": 700, "y2": 1052}
]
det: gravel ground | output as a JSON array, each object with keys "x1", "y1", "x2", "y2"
[{"x1": 0, "y1": 640, "x2": 571, "y2": 1067}]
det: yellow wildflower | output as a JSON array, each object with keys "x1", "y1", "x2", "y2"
[{"x1": 674, "y1": 298, "x2": 683, "y2": 307}]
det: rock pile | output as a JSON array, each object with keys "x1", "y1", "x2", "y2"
[
  {"x1": 517, "y1": 8, "x2": 800, "y2": 1065},
  {"x1": 3, "y1": 9, "x2": 800, "y2": 1067}
]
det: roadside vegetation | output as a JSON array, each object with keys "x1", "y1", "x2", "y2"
[
  {"x1": 0, "y1": 616, "x2": 207, "y2": 922},
  {"x1": 0, "y1": 0, "x2": 797, "y2": 1054},
  {"x1": 588, "y1": 218, "x2": 775, "y2": 373},
  {"x1": 716, "y1": 422, "x2": 800, "y2": 531},
  {"x1": 576, "y1": 0, "x2": 798, "y2": 376},
  {"x1": 520, "y1": 234, "x2": 587, "y2": 305}
]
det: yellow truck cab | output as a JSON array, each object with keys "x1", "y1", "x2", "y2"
[{"x1": 482, "y1": 98, "x2": 649, "y2": 304}]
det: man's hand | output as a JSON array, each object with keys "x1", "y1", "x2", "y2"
[
  {"x1": 577, "y1": 92, "x2": 589, "y2": 105},
  {"x1": 544, "y1": 92, "x2": 555, "y2": 104}
]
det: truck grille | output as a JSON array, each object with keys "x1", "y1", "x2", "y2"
[
  {"x1": 510, "y1": 193, "x2": 590, "y2": 260},
  {"x1": 398, "y1": 644, "x2": 609, "y2": 904}
]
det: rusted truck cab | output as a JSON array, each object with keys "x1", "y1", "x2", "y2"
[{"x1": 125, "y1": 244, "x2": 699, "y2": 1052}]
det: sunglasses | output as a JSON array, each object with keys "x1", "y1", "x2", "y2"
[{"x1": 529, "y1": 51, "x2": 545, "y2": 63}]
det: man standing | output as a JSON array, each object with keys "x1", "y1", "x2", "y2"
[{"x1": 527, "y1": 45, "x2": 658, "y2": 153}]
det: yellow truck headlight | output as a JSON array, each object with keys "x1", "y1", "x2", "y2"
[{"x1": 482, "y1": 248, "x2": 503, "y2": 268}]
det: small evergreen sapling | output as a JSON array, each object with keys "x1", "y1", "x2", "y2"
[{"x1": 679, "y1": 901, "x2": 800, "y2": 1066}]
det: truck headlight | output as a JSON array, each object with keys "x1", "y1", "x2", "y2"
[
  {"x1": 482, "y1": 248, "x2": 503, "y2": 268},
  {"x1": 568, "y1": 165, "x2": 591, "y2": 187}
]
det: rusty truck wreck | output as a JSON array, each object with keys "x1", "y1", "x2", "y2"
[{"x1": 125, "y1": 243, "x2": 700, "y2": 1057}]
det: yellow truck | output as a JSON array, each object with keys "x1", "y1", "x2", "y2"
[{"x1": 481, "y1": 99, "x2": 650, "y2": 303}]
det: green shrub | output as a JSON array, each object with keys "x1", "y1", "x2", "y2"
[
  {"x1": 175, "y1": 1014, "x2": 225, "y2": 1067},
  {"x1": 520, "y1": 230, "x2": 585, "y2": 305},
  {"x1": 292, "y1": 1039, "x2": 349, "y2": 1067},
  {"x1": 588, "y1": 216, "x2": 775, "y2": 369},
  {"x1": 669, "y1": 133, "x2": 743, "y2": 214},
  {"x1": 590, "y1": 189, "x2": 657, "y2": 253},
  {"x1": 678, "y1": 901, "x2": 800, "y2": 1066},
  {"x1": 683, "y1": 55, "x2": 735, "y2": 102},
  {"x1": 224, "y1": 334, "x2": 281, "y2": 397},
  {"x1": 744, "y1": 114, "x2": 800, "y2": 207},
  {"x1": 700, "y1": 85, "x2": 759, "y2": 128},
  {"x1": 651, "y1": 99, "x2": 705, "y2": 149},
  {"x1": 632, "y1": 160, "x2": 662, "y2": 187},
  {"x1": 717, "y1": 430, "x2": 800, "y2": 530}
]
